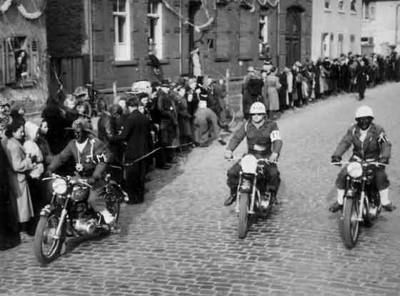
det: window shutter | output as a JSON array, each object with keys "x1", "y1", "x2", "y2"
[
  {"x1": 30, "y1": 39, "x2": 40, "y2": 79},
  {"x1": 5, "y1": 39, "x2": 15, "y2": 84}
]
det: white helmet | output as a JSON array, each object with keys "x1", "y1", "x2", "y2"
[
  {"x1": 355, "y1": 105, "x2": 374, "y2": 119},
  {"x1": 249, "y1": 102, "x2": 266, "y2": 114}
]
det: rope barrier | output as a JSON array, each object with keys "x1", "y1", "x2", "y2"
[{"x1": 122, "y1": 142, "x2": 194, "y2": 167}]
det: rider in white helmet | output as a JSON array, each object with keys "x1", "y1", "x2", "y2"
[
  {"x1": 223, "y1": 102, "x2": 283, "y2": 206},
  {"x1": 329, "y1": 105, "x2": 396, "y2": 212}
]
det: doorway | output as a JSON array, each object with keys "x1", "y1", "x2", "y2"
[{"x1": 285, "y1": 7, "x2": 303, "y2": 67}]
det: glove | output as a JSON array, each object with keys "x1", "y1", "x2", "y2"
[
  {"x1": 224, "y1": 150, "x2": 233, "y2": 159},
  {"x1": 331, "y1": 155, "x2": 342, "y2": 165},
  {"x1": 268, "y1": 152, "x2": 279, "y2": 163},
  {"x1": 378, "y1": 157, "x2": 389, "y2": 168}
]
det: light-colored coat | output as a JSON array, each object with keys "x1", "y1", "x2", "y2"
[
  {"x1": 265, "y1": 74, "x2": 281, "y2": 111},
  {"x1": 3, "y1": 137, "x2": 34, "y2": 223}
]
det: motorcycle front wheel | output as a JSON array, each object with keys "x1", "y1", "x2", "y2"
[
  {"x1": 238, "y1": 193, "x2": 250, "y2": 239},
  {"x1": 339, "y1": 198, "x2": 360, "y2": 248},
  {"x1": 33, "y1": 209, "x2": 66, "y2": 264}
]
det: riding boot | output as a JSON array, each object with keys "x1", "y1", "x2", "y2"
[
  {"x1": 329, "y1": 189, "x2": 344, "y2": 213},
  {"x1": 380, "y1": 188, "x2": 396, "y2": 211},
  {"x1": 224, "y1": 188, "x2": 237, "y2": 206}
]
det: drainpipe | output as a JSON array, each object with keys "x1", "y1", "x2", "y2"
[
  {"x1": 396, "y1": 4, "x2": 400, "y2": 46},
  {"x1": 179, "y1": 0, "x2": 182, "y2": 74},
  {"x1": 276, "y1": 1, "x2": 280, "y2": 68},
  {"x1": 88, "y1": 0, "x2": 94, "y2": 85}
]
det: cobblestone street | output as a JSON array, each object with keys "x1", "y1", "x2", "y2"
[{"x1": 2, "y1": 83, "x2": 400, "y2": 296}]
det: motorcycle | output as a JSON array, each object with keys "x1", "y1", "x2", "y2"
[
  {"x1": 233, "y1": 154, "x2": 276, "y2": 239},
  {"x1": 33, "y1": 173, "x2": 124, "y2": 264},
  {"x1": 332, "y1": 157, "x2": 385, "y2": 248}
]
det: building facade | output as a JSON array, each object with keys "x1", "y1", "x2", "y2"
[
  {"x1": 0, "y1": 0, "x2": 48, "y2": 113},
  {"x1": 47, "y1": 0, "x2": 312, "y2": 95},
  {"x1": 311, "y1": 0, "x2": 362, "y2": 61},
  {"x1": 361, "y1": 0, "x2": 400, "y2": 56}
]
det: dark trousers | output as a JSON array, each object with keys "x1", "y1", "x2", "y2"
[
  {"x1": 125, "y1": 160, "x2": 146, "y2": 202},
  {"x1": 227, "y1": 160, "x2": 281, "y2": 194}
]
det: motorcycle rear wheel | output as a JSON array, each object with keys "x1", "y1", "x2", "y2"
[
  {"x1": 33, "y1": 209, "x2": 66, "y2": 264},
  {"x1": 339, "y1": 198, "x2": 360, "y2": 249},
  {"x1": 238, "y1": 193, "x2": 250, "y2": 239}
]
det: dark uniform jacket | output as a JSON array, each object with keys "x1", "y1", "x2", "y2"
[
  {"x1": 227, "y1": 120, "x2": 283, "y2": 158},
  {"x1": 333, "y1": 123, "x2": 391, "y2": 161},
  {"x1": 113, "y1": 109, "x2": 152, "y2": 162},
  {"x1": 48, "y1": 136, "x2": 110, "y2": 180}
]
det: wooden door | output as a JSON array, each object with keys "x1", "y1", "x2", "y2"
[{"x1": 285, "y1": 7, "x2": 302, "y2": 67}]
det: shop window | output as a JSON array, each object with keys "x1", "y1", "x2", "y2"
[
  {"x1": 148, "y1": 1, "x2": 164, "y2": 59},
  {"x1": 113, "y1": 0, "x2": 132, "y2": 61}
]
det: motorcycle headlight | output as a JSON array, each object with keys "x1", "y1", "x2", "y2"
[
  {"x1": 347, "y1": 162, "x2": 363, "y2": 178},
  {"x1": 240, "y1": 154, "x2": 258, "y2": 174},
  {"x1": 52, "y1": 178, "x2": 68, "y2": 195}
]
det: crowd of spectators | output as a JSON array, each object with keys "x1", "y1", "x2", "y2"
[
  {"x1": 242, "y1": 51, "x2": 400, "y2": 119},
  {"x1": 0, "y1": 75, "x2": 230, "y2": 250}
]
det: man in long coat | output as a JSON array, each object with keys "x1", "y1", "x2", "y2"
[{"x1": 113, "y1": 96, "x2": 152, "y2": 204}]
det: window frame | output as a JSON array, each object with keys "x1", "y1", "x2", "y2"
[
  {"x1": 324, "y1": 0, "x2": 331, "y2": 11},
  {"x1": 350, "y1": 0, "x2": 357, "y2": 14},
  {"x1": 148, "y1": 1, "x2": 164, "y2": 59},
  {"x1": 113, "y1": 0, "x2": 132, "y2": 61},
  {"x1": 258, "y1": 14, "x2": 270, "y2": 59},
  {"x1": 338, "y1": 0, "x2": 344, "y2": 13}
]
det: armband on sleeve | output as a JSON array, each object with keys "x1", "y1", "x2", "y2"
[{"x1": 270, "y1": 130, "x2": 281, "y2": 142}]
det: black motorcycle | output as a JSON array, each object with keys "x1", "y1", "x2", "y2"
[
  {"x1": 234, "y1": 154, "x2": 276, "y2": 239},
  {"x1": 332, "y1": 157, "x2": 384, "y2": 248},
  {"x1": 33, "y1": 173, "x2": 124, "y2": 264}
]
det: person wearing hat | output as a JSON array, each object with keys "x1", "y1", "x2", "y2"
[
  {"x1": 354, "y1": 57, "x2": 369, "y2": 100},
  {"x1": 46, "y1": 118, "x2": 116, "y2": 226},
  {"x1": 242, "y1": 66, "x2": 256, "y2": 120},
  {"x1": 223, "y1": 102, "x2": 282, "y2": 206},
  {"x1": 329, "y1": 105, "x2": 396, "y2": 212},
  {"x1": 156, "y1": 79, "x2": 178, "y2": 168}
]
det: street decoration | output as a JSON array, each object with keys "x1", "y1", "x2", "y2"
[{"x1": 0, "y1": 0, "x2": 46, "y2": 19}]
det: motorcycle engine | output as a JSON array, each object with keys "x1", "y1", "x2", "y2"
[
  {"x1": 260, "y1": 192, "x2": 271, "y2": 210},
  {"x1": 73, "y1": 218, "x2": 97, "y2": 235}
]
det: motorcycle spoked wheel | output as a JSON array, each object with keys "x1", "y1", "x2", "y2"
[
  {"x1": 238, "y1": 193, "x2": 250, "y2": 239},
  {"x1": 339, "y1": 198, "x2": 360, "y2": 248},
  {"x1": 33, "y1": 209, "x2": 66, "y2": 264}
]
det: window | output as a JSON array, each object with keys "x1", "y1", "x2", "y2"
[
  {"x1": 363, "y1": 2, "x2": 375, "y2": 20},
  {"x1": 3, "y1": 36, "x2": 40, "y2": 85},
  {"x1": 338, "y1": 34, "x2": 344, "y2": 55},
  {"x1": 259, "y1": 14, "x2": 270, "y2": 59},
  {"x1": 324, "y1": 0, "x2": 331, "y2": 10},
  {"x1": 338, "y1": 0, "x2": 344, "y2": 12},
  {"x1": 330, "y1": 33, "x2": 334, "y2": 57},
  {"x1": 322, "y1": 33, "x2": 330, "y2": 57},
  {"x1": 148, "y1": 1, "x2": 164, "y2": 59},
  {"x1": 350, "y1": 34, "x2": 355, "y2": 52},
  {"x1": 350, "y1": 0, "x2": 357, "y2": 13},
  {"x1": 113, "y1": 0, "x2": 131, "y2": 61}
]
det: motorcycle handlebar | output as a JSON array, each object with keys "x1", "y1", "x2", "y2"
[
  {"x1": 226, "y1": 156, "x2": 277, "y2": 164},
  {"x1": 42, "y1": 173, "x2": 92, "y2": 188},
  {"x1": 331, "y1": 161, "x2": 387, "y2": 167}
]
